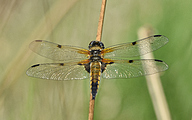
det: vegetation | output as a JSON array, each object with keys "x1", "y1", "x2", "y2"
[{"x1": 0, "y1": 0, "x2": 191, "y2": 119}]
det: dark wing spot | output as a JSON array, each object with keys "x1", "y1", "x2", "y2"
[
  {"x1": 155, "y1": 59, "x2": 163, "y2": 62},
  {"x1": 92, "y1": 96, "x2": 95, "y2": 100},
  {"x1": 35, "y1": 40, "x2": 43, "y2": 42},
  {"x1": 132, "y1": 41, "x2": 137, "y2": 45},
  {"x1": 78, "y1": 63, "x2": 83, "y2": 65},
  {"x1": 109, "y1": 62, "x2": 114, "y2": 64},
  {"x1": 128, "y1": 60, "x2": 134, "y2": 63},
  {"x1": 59, "y1": 63, "x2": 64, "y2": 66},
  {"x1": 31, "y1": 64, "x2": 40, "y2": 67},
  {"x1": 154, "y1": 35, "x2": 162, "y2": 37},
  {"x1": 57, "y1": 44, "x2": 62, "y2": 48}
]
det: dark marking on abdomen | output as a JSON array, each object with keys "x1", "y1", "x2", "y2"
[
  {"x1": 91, "y1": 81, "x2": 99, "y2": 100},
  {"x1": 90, "y1": 62, "x2": 101, "y2": 100}
]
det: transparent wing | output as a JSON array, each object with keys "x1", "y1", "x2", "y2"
[
  {"x1": 29, "y1": 40, "x2": 89, "y2": 61},
  {"x1": 103, "y1": 35, "x2": 168, "y2": 58},
  {"x1": 102, "y1": 59, "x2": 168, "y2": 79},
  {"x1": 26, "y1": 62, "x2": 89, "y2": 80}
]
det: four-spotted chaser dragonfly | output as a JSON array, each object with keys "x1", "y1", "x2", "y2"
[{"x1": 26, "y1": 35, "x2": 168, "y2": 99}]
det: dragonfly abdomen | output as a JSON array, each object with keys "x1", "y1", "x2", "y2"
[{"x1": 90, "y1": 61, "x2": 101, "y2": 100}]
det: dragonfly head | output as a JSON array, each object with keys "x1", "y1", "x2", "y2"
[{"x1": 89, "y1": 41, "x2": 105, "y2": 50}]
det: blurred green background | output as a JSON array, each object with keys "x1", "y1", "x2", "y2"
[{"x1": 0, "y1": 0, "x2": 191, "y2": 120}]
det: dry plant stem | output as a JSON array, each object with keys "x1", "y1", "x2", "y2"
[
  {"x1": 138, "y1": 26, "x2": 171, "y2": 120},
  {"x1": 96, "y1": 0, "x2": 107, "y2": 42},
  {"x1": 88, "y1": 0, "x2": 107, "y2": 120},
  {"x1": 88, "y1": 94, "x2": 95, "y2": 120}
]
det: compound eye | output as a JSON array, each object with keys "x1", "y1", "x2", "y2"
[
  {"x1": 99, "y1": 42, "x2": 104, "y2": 49},
  {"x1": 88, "y1": 41, "x2": 105, "y2": 49},
  {"x1": 89, "y1": 41, "x2": 95, "y2": 49}
]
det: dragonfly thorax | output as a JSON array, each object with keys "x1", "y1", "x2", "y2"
[
  {"x1": 89, "y1": 50, "x2": 102, "y2": 61},
  {"x1": 89, "y1": 41, "x2": 104, "y2": 61},
  {"x1": 90, "y1": 50, "x2": 101, "y2": 56}
]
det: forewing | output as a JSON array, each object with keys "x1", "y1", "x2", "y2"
[
  {"x1": 29, "y1": 40, "x2": 89, "y2": 61},
  {"x1": 26, "y1": 62, "x2": 89, "y2": 80},
  {"x1": 103, "y1": 35, "x2": 168, "y2": 58},
  {"x1": 102, "y1": 59, "x2": 168, "y2": 79}
]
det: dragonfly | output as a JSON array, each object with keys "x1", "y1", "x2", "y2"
[{"x1": 26, "y1": 35, "x2": 168, "y2": 99}]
